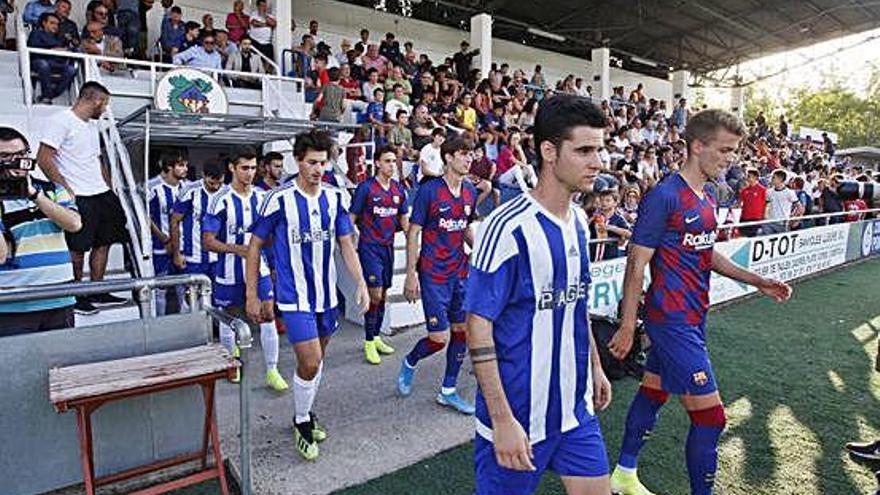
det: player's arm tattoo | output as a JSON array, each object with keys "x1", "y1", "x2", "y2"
[{"x1": 470, "y1": 345, "x2": 497, "y2": 364}]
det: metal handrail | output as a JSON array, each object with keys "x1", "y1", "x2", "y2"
[{"x1": 719, "y1": 207, "x2": 880, "y2": 230}]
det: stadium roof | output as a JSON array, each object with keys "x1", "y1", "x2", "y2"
[{"x1": 340, "y1": 0, "x2": 880, "y2": 81}]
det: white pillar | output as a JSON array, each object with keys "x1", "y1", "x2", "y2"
[
  {"x1": 590, "y1": 47, "x2": 611, "y2": 102},
  {"x1": 470, "y1": 13, "x2": 492, "y2": 79},
  {"x1": 275, "y1": 0, "x2": 293, "y2": 73},
  {"x1": 730, "y1": 85, "x2": 745, "y2": 118},
  {"x1": 672, "y1": 69, "x2": 690, "y2": 102}
]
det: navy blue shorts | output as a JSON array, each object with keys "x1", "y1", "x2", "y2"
[
  {"x1": 282, "y1": 307, "x2": 339, "y2": 344},
  {"x1": 644, "y1": 321, "x2": 718, "y2": 396},
  {"x1": 153, "y1": 254, "x2": 174, "y2": 276},
  {"x1": 474, "y1": 416, "x2": 610, "y2": 495},
  {"x1": 420, "y1": 275, "x2": 465, "y2": 332},
  {"x1": 359, "y1": 242, "x2": 394, "y2": 289},
  {"x1": 213, "y1": 277, "x2": 273, "y2": 309}
]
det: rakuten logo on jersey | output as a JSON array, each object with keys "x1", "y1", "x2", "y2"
[
  {"x1": 438, "y1": 218, "x2": 468, "y2": 232},
  {"x1": 372, "y1": 206, "x2": 398, "y2": 218},
  {"x1": 682, "y1": 231, "x2": 717, "y2": 250}
]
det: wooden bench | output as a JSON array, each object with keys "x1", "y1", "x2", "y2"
[{"x1": 49, "y1": 344, "x2": 239, "y2": 495}]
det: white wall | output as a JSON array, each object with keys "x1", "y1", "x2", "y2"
[{"x1": 83, "y1": 0, "x2": 671, "y2": 104}]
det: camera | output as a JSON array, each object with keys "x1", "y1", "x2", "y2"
[{"x1": 0, "y1": 157, "x2": 35, "y2": 199}]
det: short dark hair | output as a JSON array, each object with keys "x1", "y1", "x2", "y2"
[
  {"x1": 39, "y1": 12, "x2": 59, "y2": 26},
  {"x1": 431, "y1": 127, "x2": 446, "y2": 138},
  {"x1": 170, "y1": 6, "x2": 181, "y2": 14},
  {"x1": 263, "y1": 151, "x2": 284, "y2": 164},
  {"x1": 160, "y1": 151, "x2": 185, "y2": 172},
  {"x1": 440, "y1": 135, "x2": 472, "y2": 162},
  {"x1": 293, "y1": 130, "x2": 334, "y2": 160},
  {"x1": 373, "y1": 87, "x2": 384, "y2": 97},
  {"x1": 231, "y1": 145, "x2": 257, "y2": 165},
  {"x1": 771, "y1": 169, "x2": 788, "y2": 182},
  {"x1": 328, "y1": 67, "x2": 341, "y2": 82},
  {"x1": 184, "y1": 21, "x2": 200, "y2": 32},
  {"x1": 78, "y1": 81, "x2": 110, "y2": 101},
  {"x1": 683, "y1": 109, "x2": 746, "y2": 153},
  {"x1": 203, "y1": 160, "x2": 225, "y2": 179},
  {"x1": 746, "y1": 167, "x2": 760, "y2": 178},
  {"x1": 374, "y1": 145, "x2": 396, "y2": 161},
  {"x1": 0, "y1": 126, "x2": 30, "y2": 150},
  {"x1": 396, "y1": 109, "x2": 408, "y2": 119},
  {"x1": 533, "y1": 95, "x2": 605, "y2": 172},
  {"x1": 56, "y1": 0, "x2": 71, "y2": 6}
]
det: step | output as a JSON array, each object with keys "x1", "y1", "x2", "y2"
[{"x1": 0, "y1": 48, "x2": 18, "y2": 63}]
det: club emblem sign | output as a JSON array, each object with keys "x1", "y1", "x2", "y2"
[{"x1": 154, "y1": 68, "x2": 229, "y2": 114}]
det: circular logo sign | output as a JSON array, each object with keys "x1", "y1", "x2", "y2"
[
  {"x1": 862, "y1": 221, "x2": 874, "y2": 258},
  {"x1": 154, "y1": 68, "x2": 229, "y2": 114}
]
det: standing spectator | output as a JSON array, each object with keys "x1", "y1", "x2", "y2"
[
  {"x1": 23, "y1": 0, "x2": 55, "y2": 28},
  {"x1": 822, "y1": 132, "x2": 835, "y2": 158},
  {"x1": 159, "y1": 5, "x2": 184, "y2": 60},
  {"x1": 789, "y1": 176, "x2": 813, "y2": 230},
  {"x1": 315, "y1": 67, "x2": 346, "y2": 123},
  {"x1": 589, "y1": 190, "x2": 632, "y2": 261},
  {"x1": 672, "y1": 98, "x2": 688, "y2": 130},
  {"x1": 36, "y1": 82, "x2": 130, "y2": 314},
  {"x1": 530, "y1": 64, "x2": 544, "y2": 86},
  {"x1": 820, "y1": 175, "x2": 845, "y2": 224},
  {"x1": 200, "y1": 13, "x2": 216, "y2": 38},
  {"x1": 225, "y1": 0, "x2": 249, "y2": 43},
  {"x1": 113, "y1": 0, "x2": 141, "y2": 57},
  {"x1": 764, "y1": 169, "x2": 802, "y2": 234},
  {"x1": 82, "y1": 22, "x2": 124, "y2": 72},
  {"x1": 226, "y1": 36, "x2": 264, "y2": 87},
  {"x1": 54, "y1": 0, "x2": 80, "y2": 50},
  {"x1": 452, "y1": 41, "x2": 480, "y2": 84},
  {"x1": 0, "y1": 126, "x2": 82, "y2": 336},
  {"x1": 27, "y1": 13, "x2": 77, "y2": 104},
  {"x1": 289, "y1": 34, "x2": 313, "y2": 79},
  {"x1": 737, "y1": 168, "x2": 766, "y2": 237},
  {"x1": 308, "y1": 19, "x2": 324, "y2": 46},
  {"x1": 379, "y1": 31, "x2": 400, "y2": 64},
  {"x1": 173, "y1": 33, "x2": 222, "y2": 70},
  {"x1": 248, "y1": 0, "x2": 276, "y2": 65},
  {"x1": 354, "y1": 28, "x2": 370, "y2": 55},
  {"x1": 779, "y1": 115, "x2": 789, "y2": 138}
]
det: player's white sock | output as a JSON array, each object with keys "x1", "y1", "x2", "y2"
[
  {"x1": 314, "y1": 361, "x2": 324, "y2": 388},
  {"x1": 615, "y1": 464, "x2": 637, "y2": 475},
  {"x1": 219, "y1": 322, "x2": 236, "y2": 354},
  {"x1": 155, "y1": 288, "x2": 167, "y2": 316},
  {"x1": 260, "y1": 322, "x2": 279, "y2": 370},
  {"x1": 293, "y1": 371, "x2": 318, "y2": 424}
]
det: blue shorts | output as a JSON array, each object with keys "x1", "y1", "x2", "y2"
[
  {"x1": 359, "y1": 242, "x2": 393, "y2": 289},
  {"x1": 420, "y1": 275, "x2": 465, "y2": 332},
  {"x1": 644, "y1": 322, "x2": 718, "y2": 396},
  {"x1": 282, "y1": 308, "x2": 339, "y2": 344},
  {"x1": 475, "y1": 416, "x2": 609, "y2": 495},
  {"x1": 213, "y1": 277, "x2": 273, "y2": 308},
  {"x1": 153, "y1": 254, "x2": 175, "y2": 276},
  {"x1": 185, "y1": 261, "x2": 216, "y2": 278}
]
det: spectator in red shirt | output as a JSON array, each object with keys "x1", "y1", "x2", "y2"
[
  {"x1": 738, "y1": 167, "x2": 766, "y2": 237},
  {"x1": 225, "y1": 0, "x2": 249, "y2": 43},
  {"x1": 844, "y1": 197, "x2": 868, "y2": 222}
]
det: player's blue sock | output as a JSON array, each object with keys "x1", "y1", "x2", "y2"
[
  {"x1": 686, "y1": 405, "x2": 726, "y2": 495},
  {"x1": 618, "y1": 386, "x2": 669, "y2": 469},
  {"x1": 442, "y1": 331, "x2": 467, "y2": 390},
  {"x1": 376, "y1": 300, "x2": 386, "y2": 335},
  {"x1": 405, "y1": 337, "x2": 445, "y2": 367},
  {"x1": 364, "y1": 302, "x2": 380, "y2": 341}
]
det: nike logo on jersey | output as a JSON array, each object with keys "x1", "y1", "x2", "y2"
[
  {"x1": 439, "y1": 206, "x2": 451, "y2": 213},
  {"x1": 373, "y1": 196, "x2": 383, "y2": 201},
  {"x1": 685, "y1": 215, "x2": 700, "y2": 224}
]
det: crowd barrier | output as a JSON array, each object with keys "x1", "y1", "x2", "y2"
[{"x1": 589, "y1": 217, "x2": 880, "y2": 316}]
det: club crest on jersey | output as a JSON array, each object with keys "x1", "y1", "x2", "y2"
[
  {"x1": 537, "y1": 281, "x2": 587, "y2": 310},
  {"x1": 692, "y1": 371, "x2": 709, "y2": 386},
  {"x1": 464, "y1": 204, "x2": 472, "y2": 216},
  {"x1": 368, "y1": 274, "x2": 377, "y2": 282},
  {"x1": 428, "y1": 316, "x2": 439, "y2": 327},
  {"x1": 393, "y1": 195, "x2": 401, "y2": 204},
  {"x1": 683, "y1": 231, "x2": 717, "y2": 250}
]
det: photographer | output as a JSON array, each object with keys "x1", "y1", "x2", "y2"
[{"x1": 0, "y1": 127, "x2": 82, "y2": 337}]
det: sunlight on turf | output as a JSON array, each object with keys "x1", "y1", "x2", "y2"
[
  {"x1": 725, "y1": 396, "x2": 753, "y2": 430},
  {"x1": 768, "y1": 405, "x2": 820, "y2": 493},
  {"x1": 843, "y1": 414, "x2": 880, "y2": 490},
  {"x1": 717, "y1": 437, "x2": 754, "y2": 494},
  {"x1": 827, "y1": 370, "x2": 847, "y2": 393},
  {"x1": 851, "y1": 320, "x2": 879, "y2": 345}
]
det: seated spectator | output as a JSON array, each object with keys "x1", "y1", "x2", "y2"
[
  {"x1": 225, "y1": 0, "x2": 249, "y2": 43},
  {"x1": 226, "y1": 36, "x2": 264, "y2": 87},
  {"x1": 384, "y1": 65, "x2": 411, "y2": 104},
  {"x1": 362, "y1": 68, "x2": 382, "y2": 103},
  {"x1": 24, "y1": 0, "x2": 55, "y2": 28},
  {"x1": 361, "y1": 44, "x2": 388, "y2": 79},
  {"x1": 344, "y1": 49, "x2": 364, "y2": 81},
  {"x1": 82, "y1": 21, "x2": 123, "y2": 72},
  {"x1": 55, "y1": 0, "x2": 80, "y2": 50},
  {"x1": 338, "y1": 64, "x2": 365, "y2": 106},
  {"x1": 0, "y1": 126, "x2": 82, "y2": 336},
  {"x1": 379, "y1": 32, "x2": 400, "y2": 64},
  {"x1": 248, "y1": 0, "x2": 276, "y2": 65},
  {"x1": 335, "y1": 39, "x2": 352, "y2": 66},
  {"x1": 417, "y1": 127, "x2": 445, "y2": 183},
  {"x1": 179, "y1": 21, "x2": 201, "y2": 52},
  {"x1": 468, "y1": 145, "x2": 498, "y2": 208},
  {"x1": 388, "y1": 110, "x2": 416, "y2": 178},
  {"x1": 495, "y1": 130, "x2": 535, "y2": 190},
  {"x1": 315, "y1": 67, "x2": 346, "y2": 123},
  {"x1": 366, "y1": 87, "x2": 389, "y2": 141},
  {"x1": 28, "y1": 12, "x2": 78, "y2": 104},
  {"x1": 410, "y1": 104, "x2": 437, "y2": 150},
  {"x1": 454, "y1": 93, "x2": 477, "y2": 133},
  {"x1": 384, "y1": 84, "x2": 410, "y2": 123},
  {"x1": 173, "y1": 33, "x2": 222, "y2": 70},
  {"x1": 620, "y1": 186, "x2": 640, "y2": 225},
  {"x1": 400, "y1": 41, "x2": 419, "y2": 76},
  {"x1": 160, "y1": 5, "x2": 185, "y2": 59},
  {"x1": 215, "y1": 29, "x2": 238, "y2": 68},
  {"x1": 85, "y1": 1, "x2": 124, "y2": 43}
]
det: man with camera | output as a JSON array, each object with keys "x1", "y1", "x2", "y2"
[{"x1": 0, "y1": 127, "x2": 82, "y2": 337}]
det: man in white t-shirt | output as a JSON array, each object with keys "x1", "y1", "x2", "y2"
[
  {"x1": 36, "y1": 81, "x2": 130, "y2": 315},
  {"x1": 763, "y1": 169, "x2": 803, "y2": 235},
  {"x1": 417, "y1": 128, "x2": 446, "y2": 184},
  {"x1": 248, "y1": 0, "x2": 276, "y2": 66}
]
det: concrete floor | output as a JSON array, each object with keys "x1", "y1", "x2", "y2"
[{"x1": 214, "y1": 318, "x2": 477, "y2": 495}]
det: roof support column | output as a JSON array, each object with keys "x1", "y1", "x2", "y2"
[
  {"x1": 275, "y1": 0, "x2": 293, "y2": 74},
  {"x1": 590, "y1": 47, "x2": 611, "y2": 103},
  {"x1": 730, "y1": 85, "x2": 745, "y2": 118},
  {"x1": 470, "y1": 13, "x2": 492, "y2": 81},
  {"x1": 672, "y1": 69, "x2": 690, "y2": 102}
]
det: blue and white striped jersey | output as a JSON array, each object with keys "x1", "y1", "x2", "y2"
[
  {"x1": 202, "y1": 187, "x2": 269, "y2": 286},
  {"x1": 251, "y1": 181, "x2": 354, "y2": 313},
  {"x1": 148, "y1": 176, "x2": 185, "y2": 255},
  {"x1": 464, "y1": 193, "x2": 594, "y2": 445},
  {"x1": 172, "y1": 180, "x2": 226, "y2": 265}
]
